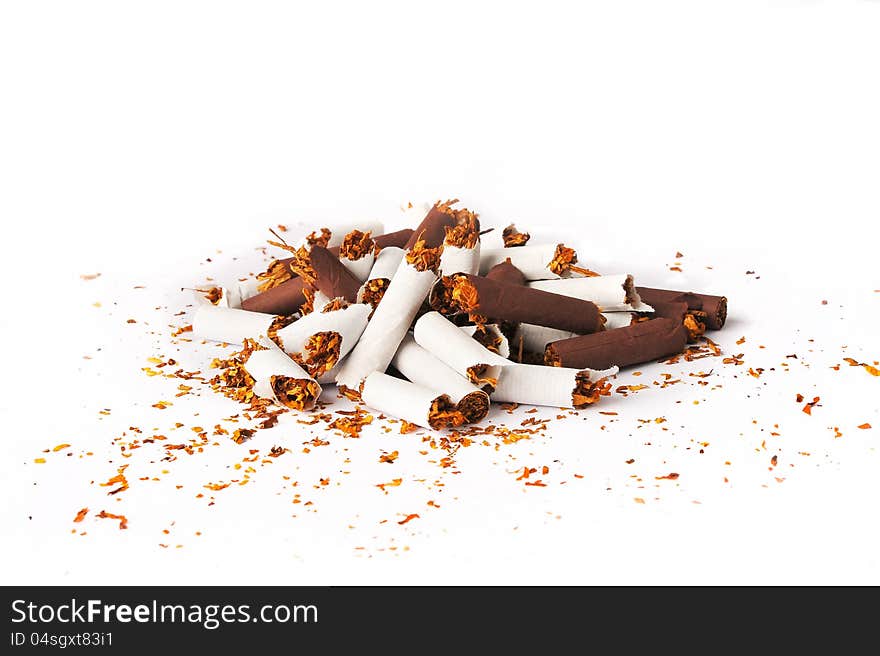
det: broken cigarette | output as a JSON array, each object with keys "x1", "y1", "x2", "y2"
[
  {"x1": 392, "y1": 334, "x2": 490, "y2": 423},
  {"x1": 357, "y1": 246, "x2": 406, "y2": 309},
  {"x1": 636, "y1": 287, "x2": 727, "y2": 331},
  {"x1": 361, "y1": 372, "x2": 473, "y2": 430},
  {"x1": 192, "y1": 305, "x2": 294, "y2": 347},
  {"x1": 438, "y1": 210, "x2": 481, "y2": 276},
  {"x1": 334, "y1": 202, "x2": 458, "y2": 392},
  {"x1": 243, "y1": 340, "x2": 322, "y2": 411},
  {"x1": 491, "y1": 362, "x2": 616, "y2": 409},
  {"x1": 479, "y1": 243, "x2": 596, "y2": 280},
  {"x1": 413, "y1": 311, "x2": 509, "y2": 391},
  {"x1": 545, "y1": 317, "x2": 688, "y2": 370},
  {"x1": 275, "y1": 302, "x2": 371, "y2": 380},
  {"x1": 338, "y1": 229, "x2": 376, "y2": 282},
  {"x1": 459, "y1": 324, "x2": 511, "y2": 359},
  {"x1": 430, "y1": 273, "x2": 605, "y2": 335},
  {"x1": 528, "y1": 274, "x2": 651, "y2": 312}
]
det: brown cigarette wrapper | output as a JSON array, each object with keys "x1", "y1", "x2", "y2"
[
  {"x1": 545, "y1": 317, "x2": 688, "y2": 370},
  {"x1": 405, "y1": 202, "x2": 461, "y2": 249},
  {"x1": 241, "y1": 276, "x2": 307, "y2": 315},
  {"x1": 435, "y1": 273, "x2": 604, "y2": 335},
  {"x1": 309, "y1": 246, "x2": 362, "y2": 303},
  {"x1": 485, "y1": 259, "x2": 527, "y2": 287},
  {"x1": 374, "y1": 228, "x2": 415, "y2": 251},
  {"x1": 637, "y1": 287, "x2": 727, "y2": 331}
]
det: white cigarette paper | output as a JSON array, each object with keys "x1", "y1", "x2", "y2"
[
  {"x1": 511, "y1": 314, "x2": 637, "y2": 354},
  {"x1": 340, "y1": 253, "x2": 375, "y2": 282},
  {"x1": 274, "y1": 303, "x2": 370, "y2": 376},
  {"x1": 357, "y1": 247, "x2": 405, "y2": 301},
  {"x1": 602, "y1": 312, "x2": 636, "y2": 330},
  {"x1": 492, "y1": 363, "x2": 618, "y2": 409},
  {"x1": 192, "y1": 305, "x2": 277, "y2": 345},
  {"x1": 413, "y1": 312, "x2": 509, "y2": 390},
  {"x1": 361, "y1": 372, "x2": 449, "y2": 430},
  {"x1": 236, "y1": 278, "x2": 263, "y2": 304},
  {"x1": 244, "y1": 342, "x2": 322, "y2": 411},
  {"x1": 479, "y1": 244, "x2": 568, "y2": 280},
  {"x1": 459, "y1": 324, "x2": 511, "y2": 359},
  {"x1": 310, "y1": 290, "x2": 333, "y2": 314},
  {"x1": 440, "y1": 243, "x2": 481, "y2": 277},
  {"x1": 334, "y1": 260, "x2": 437, "y2": 390},
  {"x1": 392, "y1": 334, "x2": 486, "y2": 404},
  {"x1": 528, "y1": 274, "x2": 651, "y2": 312},
  {"x1": 512, "y1": 324, "x2": 578, "y2": 354}
]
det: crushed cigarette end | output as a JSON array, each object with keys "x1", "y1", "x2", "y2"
[{"x1": 467, "y1": 364, "x2": 498, "y2": 391}]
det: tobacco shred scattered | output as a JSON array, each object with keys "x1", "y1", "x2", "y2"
[
  {"x1": 73, "y1": 507, "x2": 89, "y2": 523},
  {"x1": 209, "y1": 339, "x2": 262, "y2": 406},
  {"x1": 198, "y1": 287, "x2": 224, "y2": 304},
  {"x1": 548, "y1": 244, "x2": 599, "y2": 277},
  {"x1": 405, "y1": 238, "x2": 443, "y2": 273},
  {"x1": 466, "y1": 364, "x2": 498, "y2": 391},
  {"x1": 96, "y1": 510, "x2": 128, "y2": 530},
  {"x1": 232, "y1": 428, "x2": 256, "y2": 444},
  {"x1": 328, "y1": 407, "x2": 373, "y2": 436},
  {"x1": 843, "y1": 357, "x2": 880, "y2": 377},
  {"x1": 337, "y1": 385, "x2": 362, "y2": 402},
  {"x1": 802, "y1": 396, "x2": 821, "y2": 415},
  {"x1": 257, "y1": 260, "x2": 293, "y2": 292},
  {"x1": 339, "y1": 230, "x2": 374, "y2": 260},
  {"x1": 502, "y1": 224, "x2": 530, "y2": 247},
  {"x1": 571, "y1": 374, "x2": 612, "y2": 409},
  {"x1": 399, "y1": 421, "x2": 419, "y2": 434}
]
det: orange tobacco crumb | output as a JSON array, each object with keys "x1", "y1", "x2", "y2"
[
  {"x1": 858, "y1": 423, "x2": 872, "y2": 430},
  {"x1": 548, "y1": 244, "x2": 599, "y2": 277},
  {"x1": 96, "y1": 510, "x2": 128, "y2": 530},
  {"x1": 398, "y1": 514, "x2": 420, "y2": 525},
  {"x1": 379, "y1": 451, "x2": 399, "y2": 464},
  {"x1": 73, "y1": 508, "x2": 89, "y2": 523},
  {"x1": 502, "y1": 224, "x2": 530, "y2": 247},
  {"x1": 802, "y1": 396, "x2": 820, "y2": 415}
]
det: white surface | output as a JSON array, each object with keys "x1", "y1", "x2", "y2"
[{"x1": 1, "y1": 0, "x2": 879, "y2": 586}]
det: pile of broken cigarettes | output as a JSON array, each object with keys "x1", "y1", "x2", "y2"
[{"x1": 191, "y1": 200, "x2": 727, "y2": 432}]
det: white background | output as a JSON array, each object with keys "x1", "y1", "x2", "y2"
[{"x1": 1, "y1": 1, "x2": 878, "y2": 585}]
